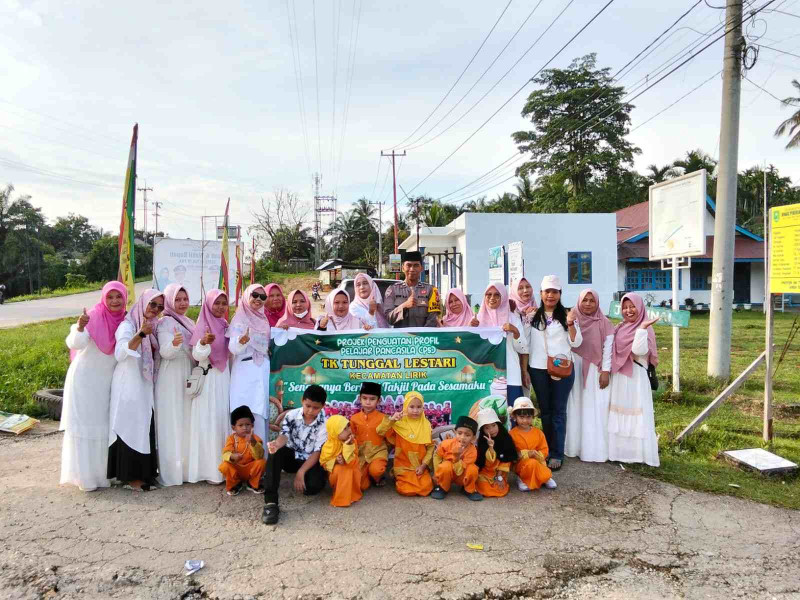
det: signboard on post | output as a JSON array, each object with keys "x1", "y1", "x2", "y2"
[
  {"x1": 507, "y1": 241, "x2": 524, "y2": 282},
  {"x1": 389, "y1": 253, "x2": 402, "y2": 272},
  {"x1": 153, "y1": 238, "x2": 239, "y2": 304},
  {"x1": 216, "y1": 225, "x2": 240, "y2": 240},
  {"x1": 608, "y1": 301, "x2": 690, "y2": 328},
  {"x1": 488, "y1": 245, "x2": 504, "y2": 284},
  {"x1": 769, "y1": 203, "x2": 800, "y2": 293}
]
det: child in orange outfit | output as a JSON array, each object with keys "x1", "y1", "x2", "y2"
[
  {"x1": 349, "y1": 382, "x2": 389, "y2": 490},
  {"x1": 431, "y1": 416, "x2": 482, "y2": 501},
  {"x1": 509, "y1": 397, "x2": 557, "y2": 491},
  {"x1": 319, "y1": 415, "x2": 363, "y2": 507},
  {"x1": 475, "y1": 407, "x2": 518, "y2": 498},
  {"x1": 218, "y1": 406, "x2": 267, "y2": 496}
]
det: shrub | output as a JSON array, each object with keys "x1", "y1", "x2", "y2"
[{"x1": 65, "y1": 273, "x2": 88, "y2": 288}]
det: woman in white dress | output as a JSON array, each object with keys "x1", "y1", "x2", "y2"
[
  {"x1": 473, "y1": 283, "x2": 528, "y2": 405},
  {"x1": 108, "y1": 289, "x2": 164, "y2": 491},
  {"x1": 509, "y1": 278, "x2": 537, "y2": 396},
  {"x1": 60, "y1": 281, "x2": 128, "y2": 491},
  {"x1": 154, "y1": 284, "x2": 196, "y2": 486},
  {"x1": 608, "y1": 292, "x2": 660, "y2": 467},
  {"x1": 317, "y1": 289, "x2": 370, "y2": 331},
  {"x1": 228, "y1": 284, "x2": 272, "y2": 443},
  {"x1": 187, "y1": 289, "x2": 231, "y2": 484},
  {"x1": 565, "y1": 288, "x2": 614, "y2": 462},
  {"x1": 349, "y1": 273, "x2": 389, "y2": 328}
]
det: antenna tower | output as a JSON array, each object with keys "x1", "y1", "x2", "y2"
[{"x1": 313, "y1": 172, "x2": 337, "y2": 265}]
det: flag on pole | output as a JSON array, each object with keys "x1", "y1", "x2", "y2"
[
  {"x1": 118, "y1": 124, "x2": 137, "y2": 308},
  {"x1": 250, "y1": 237, "x2": 256, "y2": 286},
  {"x1": 218, "y1": 198, "x2": 231, "y2": 300},
  {"x1": 235, "y1": 229, "x2": 243, "y2": 307}
]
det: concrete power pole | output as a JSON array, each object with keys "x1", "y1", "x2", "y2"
[
  {"x1": 368, "y1": 200, "x2": 383, "y2": 276},
  {"x1": 381, "y1": 150, "x2": 406, "y2": 253},
  {"x1": 707, "y1": 0, "x2": 743, "y2": 380},
  {"x1": 137, "y1": 181, "x2": 153, "y2": 237}
]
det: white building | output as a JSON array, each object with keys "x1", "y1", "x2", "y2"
[{"x1": 399, "y1": 212, "x2": 618, "y2": 309}]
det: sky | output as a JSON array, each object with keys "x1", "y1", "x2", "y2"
[{"x1": 1, "y1": 0, "x2": 799, "y2": 249}]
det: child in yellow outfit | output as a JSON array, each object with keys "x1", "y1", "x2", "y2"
[
  {"x1": 475, "y1": 407, "x2": 517, "y2": 497},
  {"x1": 509, "y1": 397, "x2": 557, "y2": 491},
  {"x1": 218, "y1": 406, "x2": 267, "y2": 496},
  {"x1": 319, "y1": 415, "x2": 363, "y2": 507},
  {"x1": 349, "y1": 381, "x2": 389, "y2": 490},
  {"x1": 431, "y1": 416, "x2": 482, "y2": 501}
]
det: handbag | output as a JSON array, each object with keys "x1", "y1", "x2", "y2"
[
  {"x1": 635, "y1": 360, "x2": 659, "y2": 391},
  {"x1": 186, "y1": 363, "x2": 212, "y2": 398},
  {"x1": 542, "y1": 325, "x2": 573, "y2": 380}
]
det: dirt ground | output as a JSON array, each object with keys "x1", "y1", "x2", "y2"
[{"x1": 2, "y1": 422, "x2": 799, "y2": 600}]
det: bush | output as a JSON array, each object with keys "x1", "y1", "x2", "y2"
[{"x1": 65, "y1": 273, "x2": 88, "y2": 288}]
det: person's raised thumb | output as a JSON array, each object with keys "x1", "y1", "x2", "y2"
[
  {"x1": 206, "y1": 327, "x2": 211, "y2": 334},
  {"x1": 246, "y1": 327, "x2": 250, "y2": 335},
  {"x1": 174, "y1": 327, "x2": 179, "y2": 334},
  {"x1": 82, "y1": 308, "x2": 88, "y2": 316}
]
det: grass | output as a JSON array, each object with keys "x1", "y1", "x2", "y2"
[
  {"x1": 1, "y1": 307, "x2": 798, "y2": 508},
  {"x1": 7, "y1": 276, "x2": 152, "y2": 303}
]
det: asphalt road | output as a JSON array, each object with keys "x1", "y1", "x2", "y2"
[
  {"x1": 1, "y1": 422, "x2": 798, "y2": 600},
  {"x1": 0, "y1": 281, "x2": 153, "y2": 329}
]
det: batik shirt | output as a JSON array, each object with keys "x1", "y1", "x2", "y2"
[{"x1": 280, "y1": 408, "x2": 328, "y2": 460}]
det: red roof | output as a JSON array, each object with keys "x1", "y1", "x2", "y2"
[
  {"x1": 619, "y1": 236, "x2": 764, "y2": 260},
  {"x1": 616, "y1": 201, "x2": 650, "y2": 243}
]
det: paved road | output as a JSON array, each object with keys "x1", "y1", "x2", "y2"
[
  {"x1": 0, "y1": 281, "x2": 153, "y2": 329},
  {"x1": 1, "y1": 422, "x2": 798, "y2": 600}
]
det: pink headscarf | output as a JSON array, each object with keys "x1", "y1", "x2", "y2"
[
  {"x1": 190, "y1": 289, "x2": 230, "y2": 372},
  {"x1": 476, "y1": 283, "x2": 510, "y2": 327},
  {"x1": 72, "y1": 281, "x2": 128, "y2": 360},
  {"x1": 573, "y1": 288, "x2": 614, "y2": 385},
  {"x1": 264, "y1": 283, "x2": 286, "y2": 327},
  {"x1": 351, "y1": 273, "x2": 389, "y2": 328},
  {"x1": 228, "y1": 283, "x2": 271, "y2": 365},
  {"x1": 612, "y1": 292, "x2": 659, "y2": 377},
  {"x1": 441, "y1": 289, "x2": 473, "y2": 327},
  {"x1": 161, "y1": 284, "x2": 195, "y2": 353},
  {"x1": 324, "y1": 288, "x2": 362, "y2": 331},
  {"x1": 276, "y1": 289, "x2": 316, "y2": 329},
  {"x1": 125, "y1": 289, "x2": 163, "y2": 382},
  {"x1": 509, "y1": 277, "x2": 537, "y2": 313}
]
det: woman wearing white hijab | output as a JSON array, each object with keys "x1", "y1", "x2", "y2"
[
  {"x1": 349, "y1": 273, "x2": 389, "y2": 328},
  {"x1": 318, "y1": 288, "x2": 370, "y2": 331}
]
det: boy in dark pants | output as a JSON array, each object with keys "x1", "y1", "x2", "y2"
[{"x1": 262, "y1": 384, "x2": 328, "y2": 525}]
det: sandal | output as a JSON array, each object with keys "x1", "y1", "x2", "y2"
[
  {"x1": 374, "y1": 477, "x2": 387, "y2": 488},
  {"x1": 547, "y1": 458, "x2": 562, "y2": 471}
]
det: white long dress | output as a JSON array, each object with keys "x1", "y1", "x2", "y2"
[
  {"x1": 154, "y1": 322, "x2": 195, "y2": 486},
  {"x1": 228, "y1": 334, "x2": 270, "y2": 443},
  {"x1": 60, "y1": 325, "x2": 116, "y2": 491},
  {"x1": 186, "y1": 342, "x2": 230, "y2": 484},
  {"x1": 505, "y1": 310, "x2": 528, "y2": 388},
  {"x1": 109, "y1": 321, "x2": 155, "y2": 454},
  {"x1": 565, "y1": 334, "x2": 613, "y2": 462},
  {"x1": 607, "y1": 329, "x2": 660, "y2": 467}
]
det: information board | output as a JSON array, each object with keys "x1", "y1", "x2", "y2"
[
  {"x1": 649, "y1": 169, "x2": 707, "y2": 260},
  {"x1": 488, "y1": 245, "x2": 504, "y2": 284},
  {"x1": 507, "y1": 241, "x2": 524, "y2": 282},
  {"x1": 608, "y1": 301, "x2": 690, "y2": 328},
  {"x1": 153, "y1": 238, "x2": 239, "y2": 304},
  {"x1": 770, "y1": 202, "x2": 800, "y2": 293}
]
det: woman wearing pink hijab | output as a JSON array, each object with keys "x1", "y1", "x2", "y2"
[
  {"x1": 349, "y1": 273, "x2": 389, "y2": 328},
  {"x1": 187, "y1": 289, "x2": 231, "y2": 484},
  {"x1": 108, "y1": 289, "x2": 164, "y2": 491},
  {"x1": 318, "y1": 288, "x2": 368, "y2": 331},
  {"x1": 154, "y1": 284, "x2": 196, "y2": 486},
  {"x1": 509, "y1": 277, "x2": 537, "y2": 396},
  {"x1": 275, "y1": 289, "x2": 316, "y2": 330},
  {"x1": 608, "y1": 292, "x2": 660, "y2": 467},
  {"x1": 439, "y1": 289, "x2": 473, "y2": 327},
  {"x1": 60, "y1": 281, "x2": 127, "y2": 492},
  {"x1": 565, "y1": 289, "x2": 614, "y2": 463},
  {"x1": 474, "y1": 282, "x2": 528, "y2": 406},
  {"x1": 264, "y1": 283, "x2": 286, "y2": 327},
  {"x1": 229, "y1": 284, "x2": 272, "y2": 445}
]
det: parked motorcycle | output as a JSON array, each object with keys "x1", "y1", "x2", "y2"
[{"x1": 0, "y1": 284, "x2": 5, "y2": 305}]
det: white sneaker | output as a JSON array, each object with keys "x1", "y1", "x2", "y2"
[
  {"x1": 517, "y1": 478, "x2": 530, "y2": 492},
  {"x1": 544, "y1": 478, "x2": 557, "y2": 489}
]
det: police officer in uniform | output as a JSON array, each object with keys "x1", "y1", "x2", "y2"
[{"x1": 383, "y1": 251, "x2": 440, "y2": 328}]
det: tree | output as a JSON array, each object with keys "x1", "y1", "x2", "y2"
[
  {"x1": 644, "y1": 164, "x2": 678, "y2": 186},
  {"x1": 512, "y1": 54, "x2": 640, "y2": 206},
  {"x1": 774, "y1": 79, "x2": 800, "y2": 149},
  {"x1": 251, "y1": 187, "x2": 312, "y2": 268},
  {"x1": 737, "y1": 164, "x2": 800, "y2": 236},
  {"x1": 49, "y1": 214, "x2": 101, "y2": 257},
  {"x1": 84, "y1": 235, "x2": 152, "y2": 282}
]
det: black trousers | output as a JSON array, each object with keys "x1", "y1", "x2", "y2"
[
  {"x1": 107, "y1": 411, "x2": 158, "y2": 483},
  {"x1": 263, "y1": 445, "x2": 326, "y2": 504}
]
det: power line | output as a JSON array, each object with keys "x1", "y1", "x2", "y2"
[
  {"x1": 744, "y1": 75, "x2": 800, "y2": 105},
  {"x1": 286, "y1": 0, "x2": 313, "y2": 182},
  {"x1": 312, "y1": 0, "x2": 322, "y2": 176},
  {"x1": 631, "y1": 70, "x2": 722, "y2": 132},
  {"x1": 335, "y1": 0, "x2": 363, "y2": 196},
  {"x1": 0, "y1": 156, "x2": 118, "y2": 189},
  {"x1": 328, "y1": 0, "x2": 343, "y2": 191},
  {"x1": 390, "y1": 0, "x2": 515, "y2": 149},
  {"x1": 406, "y1": 0, "x2": 616, "y2": 195},
  {"x1": 758, "y1": 43, "x2": 800, "y2": 58}
]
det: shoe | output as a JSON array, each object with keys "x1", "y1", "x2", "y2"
[
  {"x1": 430, "y1": 486, "x2": 447, "y2": 500},
  {"x1": 462, "y1": 489, "x2": 483, "y2": 502},
  {"x1": 547, "y1": 458, "x2": 562, "y2": 471},
  {"x1": 262, "y1": 503, "x2": 279, "y2": 525},
  {"x1": 544, "y1": 478, "x2": 557, "y2": 489},
  {"x1": 517, "y1": 479, "x2": 530, "y2": 492},
  {"x1": 227, "y1": 483, "x2": 243, "y2": 496},
  {"x1": 247, "y1": 483, "x2": 265, "y2": 494}
]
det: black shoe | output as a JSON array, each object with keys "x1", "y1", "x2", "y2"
[
  {"x1": 462, "y1": 488, "x2": 483, "y2": 501},
  {"x1": 262, "y1": 503, "x2": 279, "y2": 525},
  {"x1": 246, "y1": 483, "x2": 265, "y2": 494},
  {"x1": 430, "y1": 486, "x2": 447, "y2": 500},
  {"x1": 227, "y1": 483, "x2": 243, "y2": 496}
]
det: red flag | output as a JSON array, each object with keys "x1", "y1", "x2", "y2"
[{"x1": 218, "y1": 198, "x2": 230, "y2": 316}]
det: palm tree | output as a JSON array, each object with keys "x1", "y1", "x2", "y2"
[
  {"x1": 774, "y1": 79, "x2": 800, "y2": 149},
  {"x1": 645, "y1": 164, "x2": 678, "y2": 185},
  {"x1": 672, "y1": 149, "x2": 717, "y2": 176}
]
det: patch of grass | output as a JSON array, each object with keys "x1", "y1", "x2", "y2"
[{"x1": 6, "y1": 276, "x2": 151, "y2": 303}]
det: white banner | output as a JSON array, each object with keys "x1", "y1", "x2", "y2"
[
  {"x1": 153, "y1": 238, "x2": 239, "y2": 305},
  {"x1": 507, "y1": 241, "x2": 524, "y2": 282}
]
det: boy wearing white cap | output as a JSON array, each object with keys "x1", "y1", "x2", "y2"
[
  {"x1": 509, "y1": 397, "x2": 556, "y2": 491},
  {"x1": 525, "y1": 275, "x2": 582, "y2": 472}
]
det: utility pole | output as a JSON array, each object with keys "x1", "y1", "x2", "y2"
[
  {"x1": 381, "y1": 150, "x2": 406, "y2": 253},
  {"x1": 707, "y1": 0, "x2": 743, "y2": 380},
  {"x1": 369, "y1": 200, "x2": 383, "y2": 276},
  {"x1": 152, "y1": 201, "x2": 162, "y2": 248},
  {"x1": 763, "y1": 165, "x2": 773, "y2": 442},
  {"x1": 137, "y1": 181, "x2": 153, "y2": 237}
]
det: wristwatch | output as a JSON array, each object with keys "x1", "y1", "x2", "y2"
[{"x1": 138, "y1": 331, "x2": 147, "y2": 338}]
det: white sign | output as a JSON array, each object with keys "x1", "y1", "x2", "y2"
[
  {"x1": 488, "y1": 245, "x2": 504, "y2": 284},
  {"x1": 507, "y1": 241, "x2": 524, "y2": 282},
  {"x1": 153, "y1": 238, "x2": 239, "y2": 305},
  {"x1": 649, "y1": 169, "x2": 707, "y2": 260},
  {"x1": 216, "y1": 225, "x2": 240, "y2": 240}
]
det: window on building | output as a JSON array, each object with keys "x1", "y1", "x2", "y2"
[
  {"x1": 626, "y1": 268, "x2": 673, "y2": 291},
  {"x1": 568, "y1": 252, "x2": 592, "y2": 284}
]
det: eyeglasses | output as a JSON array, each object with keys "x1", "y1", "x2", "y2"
[
  {"x1": 251, "y1": 292, "x2": 267, "y2": 301},
  {"x1": 148, "y1": 301, "x2": 164, "y2": 311}
]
